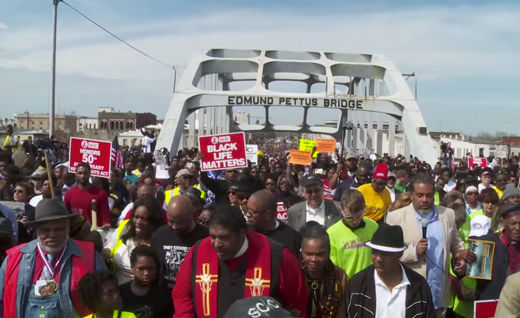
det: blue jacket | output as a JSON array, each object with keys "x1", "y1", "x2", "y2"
[{"x1": 0, "y1": 239, "x2": 106, "y2": 318}]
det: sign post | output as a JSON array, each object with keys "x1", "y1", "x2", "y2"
[
  {"x1": 69, "y1": 137, "x2": 112, "y2": 178},
  {"x1": 199, "y1": 132, "x2": 248, "y2": 171}
]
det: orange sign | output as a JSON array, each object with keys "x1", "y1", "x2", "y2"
[
  {"x1": 316, "y1": 138, "x2": 337, "y2": 153},
  {"x1": 289, "y1": 149, "x2": 312, "y2": 166}
]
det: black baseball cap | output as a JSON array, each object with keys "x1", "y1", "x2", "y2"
[{"x1": 223, "y1": 296, "x2": 293, "y2": 318}]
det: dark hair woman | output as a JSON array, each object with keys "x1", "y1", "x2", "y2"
[
  {"x1": 300, "y1": 221, "x2": 348, "y2": 318},
  {"x1": 108, "y1": 194, "x2": 164, "y2": 284}
]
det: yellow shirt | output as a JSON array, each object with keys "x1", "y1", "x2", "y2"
[
  {"x1": 82, "y1": 310, "x2": 136, "y2": 318},
  {"x1": 357, "y1": 183, "x2": 392, "y2": 222},
  {"x1": 493, "y1": 186, "x2": 504, "y2": 199}
]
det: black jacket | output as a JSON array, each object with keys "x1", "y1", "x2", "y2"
[
  {"x1": 472, "y1": 231, "x2": 509, "y2": 300},
  {"x1": 342, "y1": 264, "x2": 435, "y2": 318}
]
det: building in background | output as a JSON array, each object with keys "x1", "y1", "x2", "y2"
[
  {"x1": 98, "y1": 107, "x2": 136, "y2": 132},
  {"x1": 439, "y1": 134, "x2": 509, "y2": 159},
  {"x1": 77, "y1": 116, "x2": 99, "y2": 132},
  {"x1": 15, "y1": 112, "x2": 77, "y2": 135},
  {"x1": 502, "y1": 137, "x2": 520, "y2": 157}
]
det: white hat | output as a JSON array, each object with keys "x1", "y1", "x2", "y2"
[
  {"x1": 469, "y1": 215, "x2": 491, "y2": 237},
  {"x1": 465, "y1": 186, "x2": 478, "y2": 194}
]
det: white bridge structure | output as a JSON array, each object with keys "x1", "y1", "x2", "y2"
[{"x1": 156, "y1": 49, "x2": 438, "y2": 164}]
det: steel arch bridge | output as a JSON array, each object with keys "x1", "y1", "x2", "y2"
[{"x1": 156, "y1": 49, "x2": 438, "y2": 164}]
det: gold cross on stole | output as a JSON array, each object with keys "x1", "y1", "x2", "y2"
[
  {"x1": 195, "y1": 263, "x2": 218, "y2": 316},
  {"x1": 245, "y1": 267, "x2": 271, "y2": 296}
]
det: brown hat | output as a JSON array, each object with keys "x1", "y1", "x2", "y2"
[{"x1": 28, "y1": 199, "x2": 78, "y2": 225}]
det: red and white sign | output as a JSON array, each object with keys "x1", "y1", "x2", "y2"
[
  {"x1": 69, "y1": 137, "x2": 112, "y2": 178},
  {"x1": 469, "y1": 157, "x2": 488, "y2": 170},
  {"x1": 276, "y1": 201, "x2": 288, "y2": 223},
  {"x1": 199, "y1": 132, "x2": 248, "y2": 171},
  {"x1": 474, "y1": 299, "x2": 498, "y2": 318}
]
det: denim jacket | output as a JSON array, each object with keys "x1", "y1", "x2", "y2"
[{"x1": 0, "y1": 239, "x2": 106, "y2": 318}]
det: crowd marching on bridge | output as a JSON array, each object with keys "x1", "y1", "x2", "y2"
[{"x1": 0, "y1": 128, "x2": 520, "y2": 318}]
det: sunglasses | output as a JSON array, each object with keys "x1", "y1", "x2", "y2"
[
  {"x1": 304, "y1": 188, "x2": 322, "y2": 195},
  {"x1": 236, "y1": 192, "x2": 251, "y2": 200},
  {"x1": 466, "y1": 192, "x2": 478, "y2": 196},
  {"x1": 266, "y1": 182, "x2": 275, "y2": 186},
  {"x1": 344, "y1": 215, "x2": 363, "y2": 221},
  {"x1": 13, "y1": 189, "x2": 25, "y2": 194}
]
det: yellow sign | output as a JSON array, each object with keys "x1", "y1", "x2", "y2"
[{"x1": 299, "y1": 139, "x2": 316, "y2": 153}]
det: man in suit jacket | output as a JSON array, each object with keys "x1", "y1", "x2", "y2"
[
  {"x1": 287, "y1": 175, "x2": 342, "y2": 231},
  {"x1": 495, "y1": 271, "x2": 520, "y2": 318},
  {"x1": 386, "y1": 173, "x2": 475, "y2": 318}
]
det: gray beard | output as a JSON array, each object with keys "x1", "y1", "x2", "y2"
[
  {"x1": 416, "y1": 208, "x2": 433, "y2": 215},
  {"x1": 38, "y1": 238, "x2": 68, "y2": 255}
]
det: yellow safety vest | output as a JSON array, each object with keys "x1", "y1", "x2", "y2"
[{"x1": 164, "y1": 185, "x2": 206, "y2": 206}]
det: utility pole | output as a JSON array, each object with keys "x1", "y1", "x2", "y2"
[{"x1": 50, "y1": 0, "x2": 60, "y2": 138}]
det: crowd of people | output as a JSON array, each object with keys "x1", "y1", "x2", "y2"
[{"x1": 0, "y1": 130, "x2": 520, "y2": 318}]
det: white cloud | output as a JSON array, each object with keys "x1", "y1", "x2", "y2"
[
  {"x1": 1, "y1": 3, "x2": 519, "y2": 134},
  {"x1": 1, "y1": 5, "x2": 519, "y2": 85}
]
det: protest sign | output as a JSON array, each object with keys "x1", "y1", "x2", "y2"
[
  {"x1": 0, "y1": 201, "x2": 25, "y2": 219},
  {"x1": 468, "y1": 157, "x2": 488, "y2": 170},
  {"x1": 154, "y1": 150, "x2": 170, "y2": 179},
  {"x1": 467, "y1": 238, "x2": 495, "y2": 280},
  {"x1": 316, "y1": 138, "x2": 337, "y2": 153},
  {"x1": 289, "y1": 149, "x2": 312, "y2": 166},
  {"x1": 474, "y1": 300, "x2": 498, "y2": 318},
  {"x1": 276, "y1": 201, "x2": 288, "y2": 222},
  {"x1": 299, "y1": 139, "x2": 316, "y2": 153},
  {"x1": 199, "y1": 132, "x2": 248, "y2": 171},
  {"x1": 69, "y1": 137, "x2": 111, "y2": 178},
  {"x1": 246, "y1": 144, "x2": 258, "y2": 165}
]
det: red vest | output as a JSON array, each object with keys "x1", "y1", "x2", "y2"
[
  {"x1": 193, "y1": 231, "x2": 272, "y2": 318},
  {"x1": 3, "y1": 240, "x2": 95, "y2": 317}
]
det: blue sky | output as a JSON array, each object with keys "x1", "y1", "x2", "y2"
[{"x1": 1, "y1": 0, "x2": 519, "y2": 135}]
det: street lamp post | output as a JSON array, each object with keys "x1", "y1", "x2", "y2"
[
  {"x1": 341, "y1": 120, "x2": 354, "y2": 158},
  {"x1": 50, "y1": 0, "x2": 60, "y2": 138}
]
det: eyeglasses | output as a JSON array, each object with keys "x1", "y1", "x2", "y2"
[
  {"x1": 266, "y1": 182, "x2": 275, "y2": 186},
  {"x1": 466, "y1": 192, "x2": 478, "y2": 196}
]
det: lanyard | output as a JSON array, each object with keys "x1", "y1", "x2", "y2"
[{"x1": 37, "y1": 243, "x2": 67, "y2": 279}]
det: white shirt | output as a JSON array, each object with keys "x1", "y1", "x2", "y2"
[
  {"x1": 478, "y1": 183, "x2": 491, "y2": 193},
  {"x1": 29, "y1": 194, "x2": 43, "y2": 208},
  {"x1": 374, "y1": 264, "x2": 410, "y2": 318},
  {"x1": 117, "y1": 202, "x2": 134, "y2": 225},
  {"x1": 306, "y1": 199, "x2": 325, "y2": 225},
  {"x1": 141, "y1": 135, "x2": 156, "y2": 153}
]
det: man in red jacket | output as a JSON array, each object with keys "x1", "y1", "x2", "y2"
[
  {"x1": 0, "y1": 199, "x2": 106, "y2": 317},
  {"x1": 64, "y1": 162, "x2": 111, "y2": 228},
  {"x1": 173, "y1": 205, "x2": 308, "y2": 318}
]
